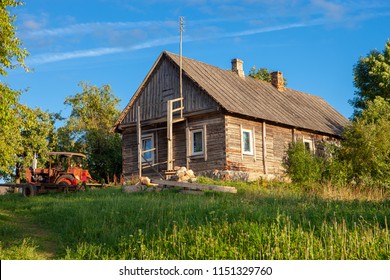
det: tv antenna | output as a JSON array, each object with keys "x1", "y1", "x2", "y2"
[{"x1": 179, "y1": 16, "x2": 184, "y2": 118}]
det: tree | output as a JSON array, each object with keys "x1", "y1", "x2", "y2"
[
  {"x1": 341, "y1": 96, "x2": 390, "y2": 187},
  {"x1": 248, "y1": 66, "x2": 287, "y2": 85},
  {"x1": 14, "y1": 106, "x2": 55, "y2": 182},
  {"x1": 0, "y1": 1, "x2": 31, "y2": 179},
  {"x1": 350, "y1": 40, "x2": 390, "y2": 117},
  {"x1": 59, "y1": 82, "x2": 122, "y2": 183},
  {"x1": 0, "y1": 0, "x2": 28, "y2": 76}
]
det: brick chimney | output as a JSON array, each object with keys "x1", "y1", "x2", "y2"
[
  {"x1": 271, "y1": 71, "x2": 284, "y2": 91},
  {"x1": 231, "y1": 58, "x2": 245, "y2": 78}
]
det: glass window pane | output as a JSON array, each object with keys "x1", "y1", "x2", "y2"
[
  {"x1": 142, "y1": 137, "x2": 153, "y2": 162},
  {"x1": 243, "y1": 131, "x2": 250, "y2": 152},
  {"x1": 193, "y1": 131, "x2": 203, "y2": 154}
]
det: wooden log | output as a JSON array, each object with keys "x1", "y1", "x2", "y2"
[{"x1": 151, "y1": 179, "x2": 237, "y2": 193}]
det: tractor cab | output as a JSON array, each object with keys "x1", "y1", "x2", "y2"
[{"x1": 26, "y1": 152, "x2": 94, "y2": 186}]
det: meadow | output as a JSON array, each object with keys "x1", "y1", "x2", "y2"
[{"x1": 0, "y1": 178, "x2": 388, "y2": 260}]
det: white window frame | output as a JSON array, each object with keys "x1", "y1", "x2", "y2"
[
  {"x1": 242, "y1": 128, "x2": 254, "y2": 155},
  {"x1": 303, "y1": 138, "x2": 313, "y2": 153},
  {"x1": 191, "y1": 128, "x2": 204, "y2": 156},
  {"x1": 142, "y1": 134, "x2": 155, "y2": 164}
]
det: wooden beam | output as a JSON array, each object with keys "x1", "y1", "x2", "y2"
[
  {"x1": 253, "y1": 126, "x2": 256, "y2": 162},
  {"x1": 203, "y1": 124, "x2": 208, "y2": 162},
  {"x1": 167, "y1": 100, "x2": 173, "y2": 171},
  {"x1": 262, "y1": 121, "x2": 268, "y2": 174},
  {"x1": 292, "y1": 128, "x2": 296, "y2": 142},
  {"x1": 137, "y1": 106, "x2": 142, "y2": 178},
  {"x1": 185, "y1": 119, "x2": 190, "y2": 169},
  {"x1": 152, "y1": 179, "x2": 237, "y2": 193}
]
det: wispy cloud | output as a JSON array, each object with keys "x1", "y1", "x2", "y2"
[
  {"x1": 25, "y1": 20, "x2": 176, "y2": 38},
  {"x1": 27, "y1": 36, "x2": 179, "y2": 64}
]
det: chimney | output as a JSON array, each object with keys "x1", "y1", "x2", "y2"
[
  {"x1": 231, "y1": 58, "x2": 245, "y2": 78},
  {"x1": 271, "y1": 71, "x2": 284, "y2": 91}
]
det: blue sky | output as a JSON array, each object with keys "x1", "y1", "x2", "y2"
[{"x1": 4, "y1": 0, "x2": 390, "y2": 120}]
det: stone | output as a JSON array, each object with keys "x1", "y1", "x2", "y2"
[{"x1": 123, "y1": 185, "x2": 144, "y2": 193}]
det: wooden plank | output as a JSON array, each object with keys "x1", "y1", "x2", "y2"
[
  {"x1": 137, "y1": 106, "x2": 142, "y2": 178},
  {"x1": 152, "y1": 179, "x2": 237, "y2": 193},
  {"x1": 262, "y1": 121, "x2": 268, "y2": 174},
  {"x1": 167, "y1": 100, "x2": 173, "y2": 172}
]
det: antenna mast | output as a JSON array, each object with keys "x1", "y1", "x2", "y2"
[{"x1": 179, "y1": 16, "x2": 184, "y2": 118}]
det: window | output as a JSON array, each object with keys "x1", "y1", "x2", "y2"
[
  {"x1": 303, "y1": 138, "x2": 313, "y2": 153},
  {"x1": 242, "y1": 128, "x2": 253, "y2": 155},
  {"x1": 142, "y1": 134, "x2": 154, "y2": 163},
  {"x1": 191, "y1": 129, "x2": 204, "y2": 156}
]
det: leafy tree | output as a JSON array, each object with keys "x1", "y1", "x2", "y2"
[
  {"x1": 248, "y1": 66, "x2": 287, "y2": 85},
  {"x1": 0, "y1": 0, "x2": 28, "y2": 76},
  {"x1": 341, "y1": 96, "x2": 390, "y2": 188},
  {"x1": 59, "y1": 82, "x2": 122, "y2": 183},
  {"x1": 14, "y1": 106, "x2": 55, "y2": 182},
  {"x1": 0, "y1": 85, "x2": 21, "y2": 176},
  {"x1": 350, "y1": 40, "x2": 390, "y2": 117},
  {"x1": 0, "y1": 1, "x2": 34, "y2": 180}
]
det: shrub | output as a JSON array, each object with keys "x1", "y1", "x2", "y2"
[
  {"x1": 341, "y1": 97, "x2": 390, "y2": 188},
  {"x1": 283, "y1": 142, "x2": 322, "y2": 184}
]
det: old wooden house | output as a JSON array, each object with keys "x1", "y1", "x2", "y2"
[{"x1": 113, "y1": 51, "x2": 349, "y2": 181}]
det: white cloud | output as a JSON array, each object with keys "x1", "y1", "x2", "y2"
[
  {"x1": 25, "y1": 20, "x2": 176, "y2": 38},
  {"x1": 27, "y1": 36, "x2": 179, "y2": 65}
]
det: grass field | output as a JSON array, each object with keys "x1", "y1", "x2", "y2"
[{"x1": 0, "y1": 179, "x2": 389, "y2": 260}]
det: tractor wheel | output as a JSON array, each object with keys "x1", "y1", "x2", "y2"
[
  {"x1": 56, "y1": 175, "x2": 76, "y2": 193},
  {"x1": 22, "y1": 184, "x2": 37, "y2": 197},
  {"x1": 56, "y1": 175, "x2": 75, "y2": 185}
]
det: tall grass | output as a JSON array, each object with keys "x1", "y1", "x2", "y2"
[{"x1": 0, "y1": 181, "x2": 388, "y2": 260}]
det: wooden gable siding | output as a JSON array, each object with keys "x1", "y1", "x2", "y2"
[{"x1": 121, "y1": 58, "x2": 219, "y2": 125}]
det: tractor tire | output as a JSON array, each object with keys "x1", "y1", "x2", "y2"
[
  {"x1": 22, "y1": 184, "x2": 37, "y2": 197},
  {"x1": 56, "y1": 175, "x2": 75, "y2": 185},
  {"x1": 56, "y1": 175, "x2": 75, "y2": 193}
]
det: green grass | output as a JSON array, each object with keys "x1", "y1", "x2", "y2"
[{"x1": 0, "y1": 179, "x2": 388, "y2": 260}]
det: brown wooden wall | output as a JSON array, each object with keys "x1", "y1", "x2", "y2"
[
  {"x1": 121, "y1": 58, "x2": 220, "y2": 125},
  {"x1": 186, "y1": 113, "x2": 226, "y2": 173},
  {"x1": 224, "y1": 114, "x2": 339, "y2": 178},
  {"x1": 121, "y1": 112, "x2": 227, "y2": 181}
]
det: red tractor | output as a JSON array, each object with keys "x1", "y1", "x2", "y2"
[{"x1": 23, "y1": 152, "x2": 97, "y2": 196}]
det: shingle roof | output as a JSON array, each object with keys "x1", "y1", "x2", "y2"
[
  {"x1": 115, "y1": 51, "x2": 349, "y2": 136},
  {"x1": 164, "y1": 51, "x2": 349, "y2": 136}
]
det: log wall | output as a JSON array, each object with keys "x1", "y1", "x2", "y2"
[
  {"x1": 122, "y1": 58, "x2": 219, "y2": 125},
  {"x1": 224, "y1": 114, "x2": 339, "y2": 179}
]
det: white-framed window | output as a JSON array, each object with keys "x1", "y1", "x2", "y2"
[
  {"x1": 191, "y1": 129, "x2": 204, "y2": 156},
  {"x1": 242, "y1": 128, "x2": 254, "y2": 155},
  {"x1": 303, "y1": 138, "x2": 313, "y2": 153},
  {"x1": 142, "y1": 134, "x2": 154, "y2": 163}
]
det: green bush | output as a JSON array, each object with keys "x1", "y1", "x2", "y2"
[
  {"x1": 283, "y1": 142, "x2": 323, "y2": 184},
  {"x1": 341, "y1": 97, "x2": 390, "y2": 189}
]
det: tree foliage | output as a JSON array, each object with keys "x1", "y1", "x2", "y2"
[
  {"x1": 0, "y1": 1, "x2": 47, "y2": 180},
  {"x1": 341, "y1": 97, "x2": 390, "y2": 187},
  {"x1": 58, "y1": 82, "x2": 122, "y2": 183},
  {"x1": 248, "y1": 66, "x2": 287, "y2": 85},
  {"x1": 350, "y1": 40, "x2": 390, "y2": 117},
  {"x1": 0, "y1": 0, "x2": 28, "y2": 76}
]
